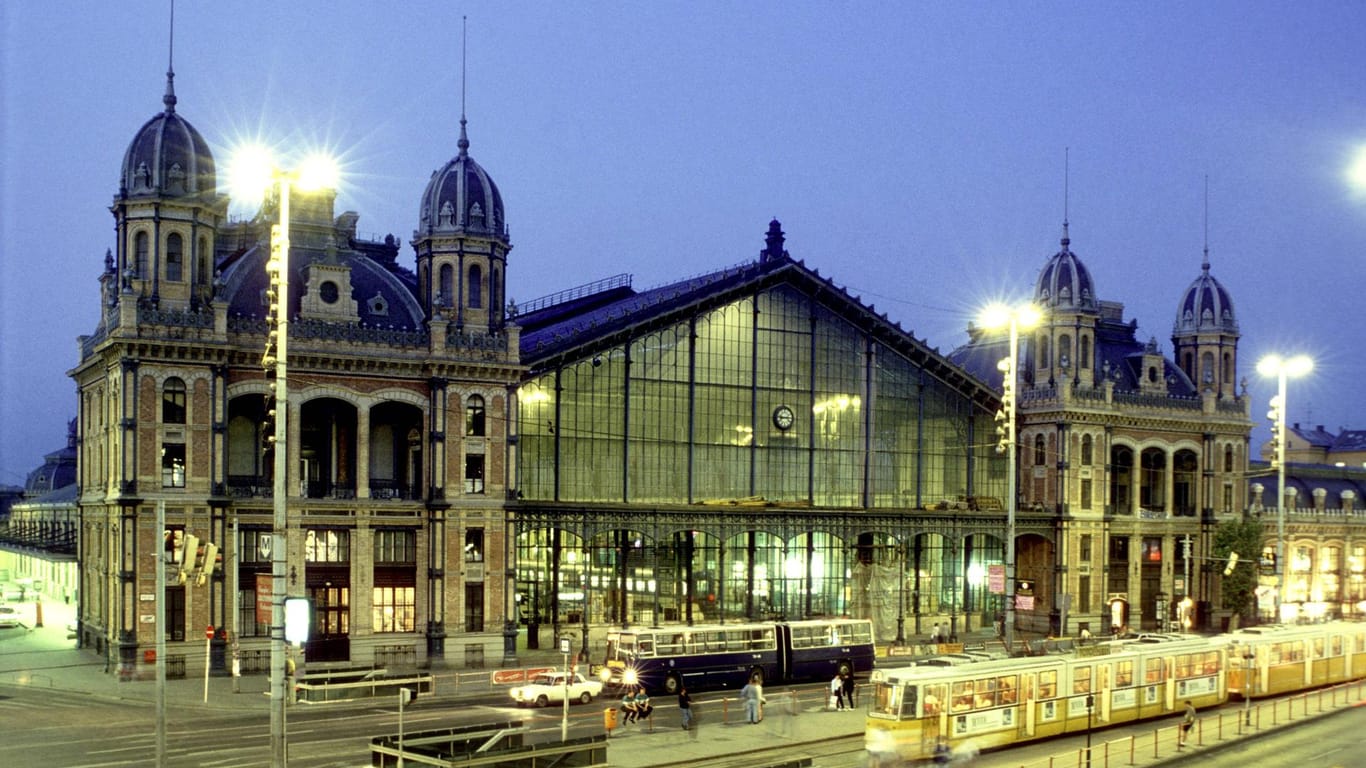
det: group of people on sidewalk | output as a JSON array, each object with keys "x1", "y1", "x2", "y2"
[{"x1": 619, "y1": 686, "x2": 654, "y2": 725}]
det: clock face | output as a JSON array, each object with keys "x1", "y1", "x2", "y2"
[{"x1": 773, "y1": 405, "x2": 795, "y2": 430}]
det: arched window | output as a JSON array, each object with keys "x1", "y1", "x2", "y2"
[
  {"x1": 491, "y1": 266, "x2": 502, "y2": 316},
  {"x1": 1059, "y1": 334, "x2": 1072, "y2": 369},
  {"x1": 1224, "y1": 445, "x2": 1234, "y2": 473},
  {"x1": 1034, "y1": 434, "x2": 1046, "y2": 465},
  {"x1": 1222, "y1": 352, "x2": 1233, "y2": 385},
  {"x1": 1200, "y1": 351, "x2": 1215, "y2": 385},
  {"x1": 135, "y1": 231, "x2": 149, "y2": 277},
  {"x1": 166, "y1": 233, "x2": 184, "y2": 281},
  {"x1": 162, "y1": 377, "x2": 187, "y2": 424},
  {"x1": 439, "y1": 264, "x2": 454, "y2": 307},
  {"x1": 1081, "y1": 434, "x2": 1093, "y2": 466},
  {"x1": 1037, "y1": 334, "x2": 1050, "y2": 368},
  {"x1": 1079, "y1": 336, "x2": 1091, "y2": 370},
  {"x1": 466, "y1": 394, "x2": 486, "y2": 436},
  {"x1": 468, "y1": 264, "x2": 483, "y2": 308}
]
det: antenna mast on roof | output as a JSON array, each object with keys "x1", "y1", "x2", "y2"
[
  {"x1": 1061, "y1": 147, "x2": 1070, "y2": 246},
  {"x1": 1202, "y1": 174, "x2": 1210, "y2": 271}
]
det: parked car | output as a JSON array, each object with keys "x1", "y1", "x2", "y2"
[
  {"x1": 0, "y1": 605, "x2": 22, "y2": 629},
  {"x1": 510, "y1": 671, "x2": 603, "y2": 707}
]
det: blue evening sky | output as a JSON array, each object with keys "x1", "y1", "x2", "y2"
[{"x1": 3, "y1": 1, "x2": 1365, "y2": 484}]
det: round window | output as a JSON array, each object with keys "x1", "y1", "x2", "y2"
[{"x1": 320, "y1": 281, "x2": 339, "y2": 304}]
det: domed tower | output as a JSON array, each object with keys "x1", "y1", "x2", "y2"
[
  {"x1": 1172, "y1": 246, "x2": 1239, "y2": 397},
  {"x1": 412, "y1": 111, "x2": 510, "y2": 333},
  {"x1": 111, "y1": 62, "x2": 226, "y2": 311},
  {"x1": 1031, "y1": 222, "x2": 1100, "y2": 388}
]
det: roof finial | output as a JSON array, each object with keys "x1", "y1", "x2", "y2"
[
  {"x1": 457, "y1": 15, "x2": 470, "y2": 157},
  {"x1": 1061, "y1": 146, "x2": 1070, "y2": 248},
  {"x1": 1202, "y1": 174, "x2": 1210, "y2": 273},
  {"x1": 163, "y1": 0, "x2": 177, "y2": 113}
]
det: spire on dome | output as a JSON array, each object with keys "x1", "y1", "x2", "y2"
[
  {"x1": 1201, "y1": 174, "x2": 1210, "y2": 273},
  {"x1": 162, "y1": 0, "x2": 177, "y2": 113},
  {"x1": 458, "y1": 15, "x2": 469, "y2": 157},
  {"x1": 1060, "y1": 146, "x2": 1070, "y2": 249}
]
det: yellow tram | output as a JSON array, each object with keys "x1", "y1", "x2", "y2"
[
  {"x1": 1221, "y1": 623, "x2": 1366, "y2": 699},
  {"x1": 867, "y1": 623, "x2": 1365, "y2": 763}
]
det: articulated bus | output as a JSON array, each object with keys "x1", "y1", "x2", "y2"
[
  {"x1": 866, "y1": 622, "x2": 1366, "y2": 764},
  {"x1": 603, "y1": 617, "x2": 875, "y2": 694}
]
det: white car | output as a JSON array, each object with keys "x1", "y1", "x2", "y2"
[
  {"x1": 510, "y1": 672, "x2": 603, "y2": 707},
  {"x1": 0, "y1": 606, "x2": 22, "y2": 629}
]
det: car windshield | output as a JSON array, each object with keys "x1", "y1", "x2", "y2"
[{"x1": 530, "y1": 674, "x2": 558, "y2": 685}]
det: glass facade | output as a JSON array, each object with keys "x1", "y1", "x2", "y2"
[{"x1": 516, "y1": 284, "x2": 1006, "y2": 640}]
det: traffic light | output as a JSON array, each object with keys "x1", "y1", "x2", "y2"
[
  {"x1": 1267, "y1": 395, "x2": 1283, "y2": 467},
  {"x1": 196, "y1": 542, "x2": 219, "y2": 586},
  {"x1": 178, "y1": 534, "x2": 200, "y2": 585},
  {"x1": 1223, "y1": 552, "x2": 1240, "y2": 576}
]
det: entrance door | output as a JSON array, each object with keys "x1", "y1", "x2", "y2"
[{"x1": 305, "y1": 582, "x2": 350, "y2": 662}]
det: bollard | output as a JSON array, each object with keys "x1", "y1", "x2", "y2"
[
  {"x1": 35, "y1": 601, "x2": 43, "y2": 628},
  {"x1": 1129, "y1": 733, "x2": 1135, "y2": 765}
]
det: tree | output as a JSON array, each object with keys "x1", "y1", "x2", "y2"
[{"x1": 1213, "y1": 518, "x2": 1265, "y2": 624}]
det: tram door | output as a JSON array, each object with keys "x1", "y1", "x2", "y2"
[
  {"x1": 922, "y1": 683, "x2": 947, "y2": 755},
  {"x1": 1020, "y1": 673, "x2": 1036, "y2": 737}
]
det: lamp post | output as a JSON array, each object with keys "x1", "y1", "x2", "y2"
[
  {"x1": 982, "y1": 303, "x2": 1040, "y2": 652},
  {"x1": 232, "y1": 148, "x2": 337, "y2": 768},
  {"x1": 1257, "y1": 354, "x2": 1312, "y2": 622}
]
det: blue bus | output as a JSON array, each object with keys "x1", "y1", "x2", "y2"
[{"x1": 602, "y1": 618, "x2": 876, "y2": 694}]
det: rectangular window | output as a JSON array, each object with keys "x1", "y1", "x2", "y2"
[
  {"x1": 162, "y1": 382, "x2": 186, "y2": 423},
  {"x1": 304, "y1": 529, "x2": 350, "y2": 563},
  {"x1": 237, "y1": 588, "x2": 268, "y2": 637},
  {"x1": 465, "y1": 583, "x2": 485, "y2": 632},
  {"x1": 464, "y1": 454, "x2": 485, "y2": 494},
  {"x1": 1080, "y1": 479, "x2": 1092, "y2": 510},
  {"x1": 161, "y1": 443, "x2": 186, "y2": 488},
  {"x1": 1080, "y1": 535, "x2": 1092, "y2": 563},
  {"x1": 1078, "y1": 575, "x2": 1091, "y2": 614},
  {"x1": 374, "y1": 529, "x2": 416, "y2": 564},
  {"x1": 372, "y1": 586, "x2": 416, "y2": 632},
  {"x1": 464, "y1": 528, "x2": 484, "y2": 562}
]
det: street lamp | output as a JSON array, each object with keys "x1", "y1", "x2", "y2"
[
  {"x1": 1256, "y1": 354, "x2": 1312, "y2": 622},
  {"x1": 981, "y1": 303, "x2": 1041, "y2": 652},
  {"x1": 231, "y1": 146, "x2": 338, "y2": 768}
]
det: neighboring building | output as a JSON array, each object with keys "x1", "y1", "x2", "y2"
[
  {"x1": 1247, "y1": 459, "x2": 1366, "y2": 621},
  {"x1": 0, "y1": 421, "x2": 79, "y2": 599},
  {"x1": 69, "y1": 64, "x2": 518, "y2": 676},
  {"x1": 1259, "y1": 424, "x2": 1366, "y2": 468},
  {"x1": 950, "y1": 225, "x2": 1254, "y2": 634}
]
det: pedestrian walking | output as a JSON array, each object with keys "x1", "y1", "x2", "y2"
[
  {"x1": 1178, "y1": 700, "x2": 1195, "y2": 747},
  {"x1": 829, "y1": 673, "x2": 844, "y2": 710},
  {"x1": 841, "y1": 671, "x2": 856, "y2": 708},
  {"x1": 678, "y1": 686, "x2": 693, "y2": 730},
  {"x1": 930, "y1": 622, "x2": 941, "y2": 643}
]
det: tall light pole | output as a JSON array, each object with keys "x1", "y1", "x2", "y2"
[
  {"x1": 1256, "y1": 354, "x2": 1312, "y2": 623},
  {"x1": 983, "y1": 303, "x2": 1040, "y2": 651},
  {"x1": 232, "y1": 148, "x2": 338, "y2": 768}
]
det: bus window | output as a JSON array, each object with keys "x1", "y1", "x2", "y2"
[
  {"x1": 638, "y1": 638, "x2": 654, "y2": 656},
  {"x1": 1038, "y1": 670, "x2": 1057, "y2": 699}
]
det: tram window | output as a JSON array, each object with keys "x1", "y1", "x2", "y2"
[
  {"x1": 951, "y1": 681, "x2": 974, "y2": 712},
  {"x1": 997, "y1": 676, "x2": 1017, "y2": 705},
  {"x1": 1144, "y1": 658, "x2": 1166, "y2": 684},
  {"x1": 1115, "y1": 661, "x2": 1134, "y2": 687},
  {"x1": 1038, "y1": 671, "x2": 1058, "y2": 699},
  {"x1": 1356, "y1": 634, "x2": 1365, "y2": 653},
  {"x1": 974, "y1": 678, "x2": 997, "y2": 708},
  {"x1": 1175, "y1": 654, "x2": 1193, "y2": 679},
  {"x1": 1291, "y1": 641, "x2": 1304, "y2": 662},
  {"x1": 924, "y1": 684, "x2": 945, "y2": 716},
  {"x1": 1073, "y1": 666, "x2": 1091, "y2": 694},
  {"x1": 1313, "y1": 638, "x2": 1325, "y2": 659},
  {"x1": 1202, "y1": 652, "x2": 1219, "y2": 674},
  {"x1": 1332, "y1": 636, "x2": 1343, "y2": 656}
]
